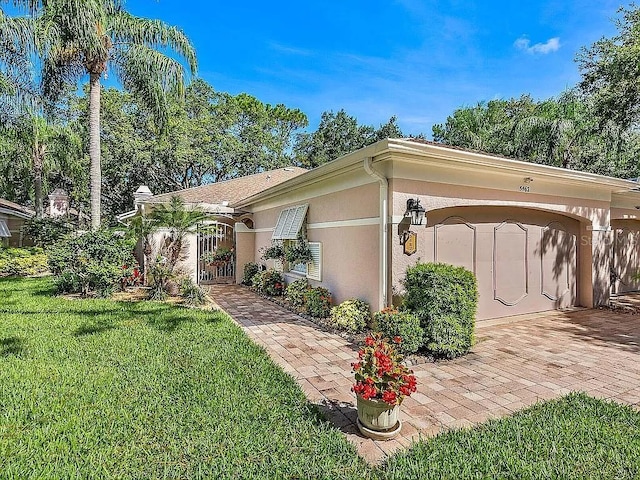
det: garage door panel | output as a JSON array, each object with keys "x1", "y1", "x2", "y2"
[
  {"x1": 493, "y1": 221, "x2": 528, "y2": 306},
  {"x1": 429, "y1": 206, "x2": 579, "y2": 320},
  {"x1": 613, "y1": 224, "x2": 640, "y2": 293},
  {"x1": 540, "y1": 223, "x2": 576, "y2": 304},
  {"x1": 434, "y1": 217, "x2": 476, "y2": 274}
]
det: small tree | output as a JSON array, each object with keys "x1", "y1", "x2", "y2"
[
  {"x1": 126, "y1": 214, "x2": 158, "y2": 284},
  {"x1": 150, "y1": 196, "x2": 207, "y2": 272}
]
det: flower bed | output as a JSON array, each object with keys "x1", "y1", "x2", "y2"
[{"x1": 244, "y1": 285, "x2": 434, "y2": 366}]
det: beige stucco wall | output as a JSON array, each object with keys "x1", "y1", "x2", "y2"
[
  {"x1": 235, "y1": 223, "x2": 256, "y2": 284},
  {"x1": 1, "y1": 216, "x2": 28, "y2": 247},
  {"x1": 249, "y1": 181, "x2": 380, "y2": 308}
]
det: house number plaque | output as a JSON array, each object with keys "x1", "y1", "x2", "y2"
[{"x1": 403, "y1": 231, "x2": 418, "y2": 256}]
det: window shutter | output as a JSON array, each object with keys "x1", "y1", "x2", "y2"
[
  {"x1": 272, "y1": 204, "x2": 308, "y2": 240},
  {"x1": 306, "y1": 242, "x2": 322, "y2": 281},
  {"x1": 0, "y1": 219, "x2": 10, "y2": 238}
]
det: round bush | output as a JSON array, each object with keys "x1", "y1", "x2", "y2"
[
  {"x1": 285, "y1": 278, "x2": 309, "y2": 309},
  {"x1": 402, "y1": 262, "x2": 478, "y2": 358},
  {"x1": 251, "y1": 269, "x2": 284, "y2": 296},
  {"x1": 373, "y1": 309, "x2": 423, "y2": 354},
  {"x1": 304, "y1": 287, "x2": 332, "y2": 318},
  {"x1": 329, "y1": 299, "x2": 371, "y2": 333},
  {"x1": 242, "y1": 262, "x2": 260, "y2": 286}
]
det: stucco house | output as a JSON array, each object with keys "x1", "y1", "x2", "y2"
[
  {"x1": 0, "y1": 198, "x2": 35, "y2": 247},
  {"x1": 120, "y1": 167, "x2": 307, "y2": 283},
  {"x1": 132, "y1": 138, "x2": 640, "y2": 321}
]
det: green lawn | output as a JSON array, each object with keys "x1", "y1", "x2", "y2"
[
  {"x1": 0, "y1": 277, "x2": 367, "y2": 479},
  {"x1": 2, "y1": 277, "x2": 640, "y2": 479}
]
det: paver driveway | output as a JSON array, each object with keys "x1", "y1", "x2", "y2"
[{"x1": 211, "y1": 285, "x2": 640, "y2": 464}]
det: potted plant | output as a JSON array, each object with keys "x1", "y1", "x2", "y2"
[
  {"x1": 352, "y1": 333, "x2": 417, "y2": 440},
  {"x1": 202, "y1": 247, "x2": 234, "y2": 267},
  {"x1": 284, "y1": 233, "x2": 313, "y2": 265},
  {"x1": 261, "y1": 242, "x2": 286, "y2": 262}
]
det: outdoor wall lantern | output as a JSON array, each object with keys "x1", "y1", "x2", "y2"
[{"x1": 404, "y1": 198, "x2": 426, "y2": 226}]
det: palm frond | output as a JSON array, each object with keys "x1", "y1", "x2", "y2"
[
  {"x1": 112, "y1": 44, "x2": 187, "y2": 128},
  {"x1": 109, "y1": 11, "x2": 197, "y2": 75}
]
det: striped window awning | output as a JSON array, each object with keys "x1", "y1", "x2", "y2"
[{"x1": 0, "y1": 219, "x2": 11, "y2": 238}]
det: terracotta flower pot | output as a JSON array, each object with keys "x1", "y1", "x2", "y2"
[{"x1": 356, "y1": 395, "x2": 402, "y2": 440}]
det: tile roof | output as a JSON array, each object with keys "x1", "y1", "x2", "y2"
[
  {"x1": 146, "y1": 167, "x2": 308, "y2": 206},
  {"x1": 0, "y1": 198, "x2": 35, "y2": 217}
]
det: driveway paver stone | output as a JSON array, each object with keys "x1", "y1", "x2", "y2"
[{"x1": 211, "y1": 285, "x2": 640, "y2": 464}]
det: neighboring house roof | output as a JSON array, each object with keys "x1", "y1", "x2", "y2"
[
  {"x1": 0, "y1": 198, "x2": 35, "y2": 220},
  {"x1": 146, "y1": 167, "x2": 307, "y2": 208}
]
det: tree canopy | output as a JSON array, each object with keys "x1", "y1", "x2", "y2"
[{"x1": 294, "y1": 110, "x2": 403, "y2": 168}]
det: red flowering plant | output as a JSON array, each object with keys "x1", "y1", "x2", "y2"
[
  {"x1": 352, "y1": 333, "x2": 417, "y2": 406},
  {"x1": 121, "y1": 264, "x2": 142, "y2": 288}
]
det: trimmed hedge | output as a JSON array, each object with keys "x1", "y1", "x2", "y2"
[
  {"x1": 373, "y1": 309, "x2": 423, "y2": 355},
  {"x1": 329, "y1": 299, "x2": 371, "y2": 333},
  {"x1": 402, "y1": 262, "x2": 478, "y2": 358}
]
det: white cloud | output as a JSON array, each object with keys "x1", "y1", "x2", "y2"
[{"x1": 514, "y1": 36, "x2": 560, "y2": 54}]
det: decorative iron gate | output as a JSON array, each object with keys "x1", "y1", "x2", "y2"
[{"x1": 197, "y1": 222, "x2": 235, "y2": 284}]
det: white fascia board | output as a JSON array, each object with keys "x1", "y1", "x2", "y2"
[{"x1": 388, "y1": 139, "x2": 638, "y2": 192}]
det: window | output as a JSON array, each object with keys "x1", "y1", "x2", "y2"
[{"x1": 272, "y1": 204, "x2": 308, "y2": 240}]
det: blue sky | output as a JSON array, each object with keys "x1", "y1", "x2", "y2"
[{"x1": 46, "y1": 1, "x2": 636, "y2": 135}]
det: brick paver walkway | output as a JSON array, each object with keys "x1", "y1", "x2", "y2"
[{"x1": 211, "y1": 285, "x2": 640, "y2": 464}]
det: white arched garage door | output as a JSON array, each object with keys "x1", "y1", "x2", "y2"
[{"x1": 424, "y1": 207, "x2": 579, "y2": 320}]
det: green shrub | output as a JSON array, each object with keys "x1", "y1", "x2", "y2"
[
  {"x1": 252, "y1": 269, "x2": 285, "y2": 296},
  {"x1": 304, "y1": 287, "x2": 332, "y2": 318},
  {"x1": 329, "y1": 299, "x2": 370, "y2": 333},
  {"x1": 402, "y1": 262, "x2": 477, "y2": 358},
  {"x1": 179, "y1": 276, "x2": 206, "y2": 305},
  {"x1": 147, "y1": 257, "x2": 174, "y2": 300},
  {"x1": 242, "y1": 262, "x2": 260, "y2": 286},
  {"x1": 285, "y1": 278, "x2": 309, "y2": 309},
  {"x1": 48, "y1": 230, "x2": 137, "y2": 297},
  {"x1": 21, "y1": 217, "x2": 74, "y2": 248},
  {"x1": 0, "y1": 247, "x2": 49, "y2": 277},
  {"x1": 373, "y1": 308, "x2": 423, "y2": 354}
]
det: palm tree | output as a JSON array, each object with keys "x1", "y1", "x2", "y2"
[
  {"x1": 0, "y1": 4, "x2": 37, "y2": 124},
  {"x1": 2, "y1": 4, "x2": 83, "y2": 217},
  {"x1": 126, "y1": 213, "x2": 158, "y2": 284},
  {"x1": 12, "y1": 0, "x2": 197, "y2": 229},
  {"x1": 150, "y1": 196, "x2": 207, "y2": 272}
]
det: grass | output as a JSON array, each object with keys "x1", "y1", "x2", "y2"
[
  {"x1": 2, "y1": 277, "x2": 640, "y2": 479},
  {"x1": 385, "y1": 393, "x2": 640, "y2": 479},
  {"x1": 0, "y1": 277, "x2": 367, "y2": 479}
]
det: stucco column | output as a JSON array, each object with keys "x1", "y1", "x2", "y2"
[
  {"x1": 183, "y1": 231, "x2": 199, "y2": 284},
  {"x1": 235, "y1": 223, "x2": 256, "y2": 284},
  {"x1": 586, "y1": 227, "x2": 613, "y2": 307}
]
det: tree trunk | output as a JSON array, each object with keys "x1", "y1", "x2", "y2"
[
  {"x1": 89, "y1": 72, "x2": 102, "y2": 229},
  {"x1": 33, "y1": 145, "x2": 44, "y2": 219}
]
